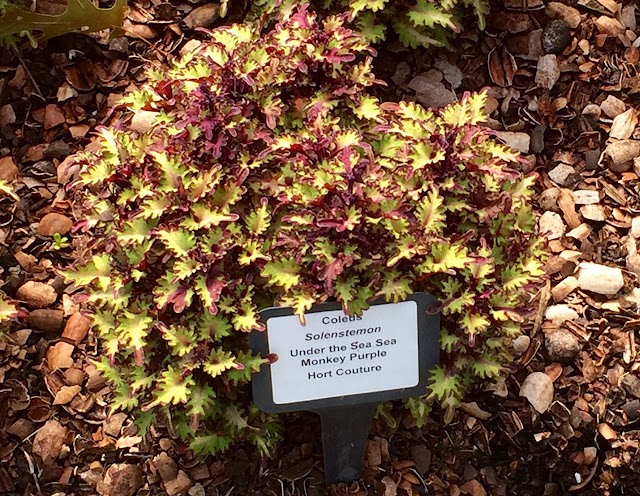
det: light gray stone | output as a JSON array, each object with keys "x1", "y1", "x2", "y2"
[
  {"x1": 631, "y1": 217, "x2": 640, "y2": 238},
  {"x1": 494, "y1": 131, "x2": 530, "y2": 153},
  {"x1": 545, "y1": 304, "x2": 579, "y2": 323},
  {"x1": 572, "y1": 190, "x2": 601, "y2": 205},
  {"x1": 520, "y1": 372, "x2": 554, "y2": 413},
  {"x1": 539, "y1": 211, "x2": 566, "y2": 239},
  {"x1": 577, "y1": 262, "x2": 624, "y2": 295},
  {"x1": 548, "y1": 164, "x2": 576, "y2": 186}
]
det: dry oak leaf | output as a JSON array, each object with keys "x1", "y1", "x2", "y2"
[{"x1": 0, "y1": 0, "x2": 127, "y2": 43}]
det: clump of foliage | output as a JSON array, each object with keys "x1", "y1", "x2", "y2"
[
  {"x1": 62, "y1": 4, "x2": 544, "y2": 455},
  {"x1": 255, "y1": 0, "x2": 488, "y2": 48}
]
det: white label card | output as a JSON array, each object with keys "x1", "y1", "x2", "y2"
[{"x1": 267, "y1": 300, "x2": 419, "y2": 404}]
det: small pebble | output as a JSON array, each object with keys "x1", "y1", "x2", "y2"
[
  {"x1": 542, "y1": 19, "x2": 572, "y2": 55},
  {"x1": 545, "y1": 328, "x2": 581, "y2": 362},
  {"x1": 513, "y1": 335, "x2": 531, "y2": 354},
  {"x1": 548, "y1": 164, "x2": 575, "y2": 186},
  {"x1": 545, "y1": 304, "x2": 579, "y2": 323},
  {"x1": 577, "y1": 262, "x2": 624, "y2": 295},
  {"x1": 539, "y1": 211, "x2": 566, "y2": 240},
  {"x1": 45, "y1": 141, "x2": 70, "y2": 159}
]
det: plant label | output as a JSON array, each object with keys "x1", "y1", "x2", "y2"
[{"x1": 250, "y1": 292, "x2": 440, "y2": 484}]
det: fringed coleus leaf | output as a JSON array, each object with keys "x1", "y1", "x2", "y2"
[{"x1": 62, "y1": 3, "x2": 545, "y2": 455}]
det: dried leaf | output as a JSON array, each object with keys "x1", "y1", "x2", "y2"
[
  {"x1": 0, "y1": 0, "x2": 127, "y2": 43},
  {"x1": 488, "y1": 47, "x2": 518, "y2": 87}
]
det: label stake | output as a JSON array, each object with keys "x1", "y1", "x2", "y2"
[
  {"x1": 250, "y1": 293, "x2": 440, "y2": 485},
  {"x1": 314, "y1": 403, "x2": 377, "y2": 485}
]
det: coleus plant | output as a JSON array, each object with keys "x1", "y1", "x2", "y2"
[
  {"x1": 62, "y1": 4, "x2": 545, "y2": 455},
  {"x1": 254, "y1": 0, "x2": 489, "y2": 48}
]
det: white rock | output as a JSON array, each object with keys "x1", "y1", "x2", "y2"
[
  {"x1": 494, "y1": 131, "x2": 530, "y2": 153},
  {"x1": 545, "y1": 304, "x2": 579, "y2": 323},
  {"x1": 539, "y1": 211, "x2": 566, "y2": 240},
  {"x1": 572, "y1": 190, "x2": 601, "y2": 205},
  {"x1": 513, "y1": 335, "x2": 531, "y2": 354},
  {"x1": 577, "y1": 262, "x2": 624, "y2": 295},
  {"x1": 580, "y1": 204, "x2": 607, "y2": 221},
  {"x1": 631, "y1": 217, "x2": 640, "y2": 238},
  {"x1": 566, "y1": 223, "x2": 591, "y2": 240},
  {"x1": 535, "y1": 55, "x2": 560, "y2": 90},
  {"x1": 548, "y1": 164, "x2": 576, "y2": 186},
  {"x1": 601, "y1": 95, "x2": 626, "y2": 118},
  {"x1": 520, "y1": 372, "x2": 554, "y2": 413}
]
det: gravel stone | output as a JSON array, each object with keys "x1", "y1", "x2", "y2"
[
  {"x1": 631, "y1": 217, "x2": 640, "y2": 238},
  {"x1": 542, "y1": 19, "x2": 572, "y2": 54},
  {"x1": 580, "y1": 204, "x2": 607, "y2": 222},
  {"x1": 16, "y1": 281, "x2": 58, "y2": 308},
  {"x1": 551, "y1": 277, "x2": 579, "y2": 301},
  {"x1": 96, "y1": 464, "x2": 144, "y2": 496},
  {"x1": 577, "y1": 262, "x2": 624, "y2": 295},
  {"x1": 513, "y1": 335, "x2": 531, "y2": 354},
  {"x1": 545, "y1": 328, "x2": 581, "y2": 362},
  {"x1": 539, "y1": 188, "x2": 560, "y2": 211},
  {"x1": 520, "y1": 372, "x2": 554, "y2": 413},
  {"x1": 545, "y1": 304, "x2": 579, "y2": 323},
  {"x1": 548, "y1": 164, "x2": 575, "y2": 186},
  {"x1": 493, "y1": 131, "x2": 530, "y2": 153},
  {"x1": 539, "y1": 211, "x2": 566, "y2": 239}
]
